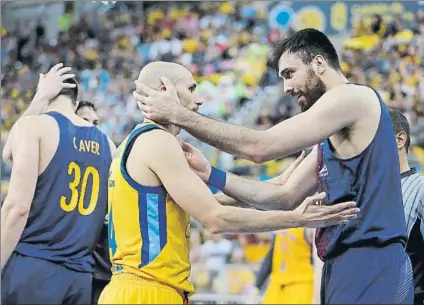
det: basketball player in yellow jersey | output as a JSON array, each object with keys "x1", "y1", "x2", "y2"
[
  {"x1": 100, "y1": 61, "x2": 359, "y2": 304},
  {"x1": 249, "y1": 228, "x2": 314, "y2": 304}
]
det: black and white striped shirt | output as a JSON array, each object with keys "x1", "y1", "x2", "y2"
[
  {"x1": 401, "y1": 168, "x2": 424, "y2": 236},
  {"x1": 402, "y1": 167, "x2": 424, "y2": 302}
]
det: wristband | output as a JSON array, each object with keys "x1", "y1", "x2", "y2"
[{"x1": 207, "y1": 166, "x2": 227, "y2": 191}]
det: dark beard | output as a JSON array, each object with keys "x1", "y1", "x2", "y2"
[{"x1": 301, "y1": 71, "x2": 327, "y2": 112}]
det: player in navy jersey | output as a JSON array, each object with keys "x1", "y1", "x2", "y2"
[
  {"x1": 135, "y1": 28, "x2": 413, "y2": 304},
  {"x1": 5, "y1": 99, "x2": 112, "y2": 305},
  {"x1": 1, "y1": 64, "x2": 115, "y2": 305}
]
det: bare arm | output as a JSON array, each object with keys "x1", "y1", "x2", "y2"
[
  {"x1": 213, "y1": 173, "x2": 295, "y2": 208},
  {"x1": 145, "y1": 131, "x2": 299, "y2": 233},
  {"x1": 182, "y1": 141, "x2": 315, "y2": 210},
  {"x1": 221, "y1": 148, "x2": 317, "y2": 210},
  {"x1": 214, "y1": 192, "x2": 251, "y2": 208},
  {"x1": 1, "y1": 118, "x2": 40, "y2": 269},
  {"x1": 3, "y1": 93, "x2": 49, "y2": 163},
  {"x1": 144, "y1": 131, "x2": 356, "y2": 233},
  {"x1": 3, "y1": 64, "x2": 75, "y2": 163},
  {"x1": 136, "y1": 82, "x2": 372, "y2": 163}
]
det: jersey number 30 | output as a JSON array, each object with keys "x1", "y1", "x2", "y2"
[{"x1": 60, "y1": 161, "x2": 100, "y2": 216}]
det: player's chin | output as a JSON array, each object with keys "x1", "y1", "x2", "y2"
[{"x1": 297, "y1": 98, "x2": 309, "y2": 111}]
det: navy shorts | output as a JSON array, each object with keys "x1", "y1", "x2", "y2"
[
  {"x1": 321, "y1": 243, "x2": 414, "y2": 304},
  {"x1": 1, "y1": 252, "x2": 92, "y2": 305}
]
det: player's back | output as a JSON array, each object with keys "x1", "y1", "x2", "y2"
[
  {"x1": 15, "y1": 111, "x2": 112, "y2": 272},
  {"x1": 107, "y1": 122, "x2": 194, "y2": 297}
]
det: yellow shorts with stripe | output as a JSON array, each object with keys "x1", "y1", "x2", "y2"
[
  {"x1": 262, "y1": 281, "x2": 313, "y2": 304},
  {"x1": 99, "y1": 273, "x2": 189, "y2": 304}
]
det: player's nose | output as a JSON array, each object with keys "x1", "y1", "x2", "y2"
[
  {"x1": 283, "y1": 80, "x2": 293, "y2": 94},
  {"x1": 195, "y1": 97, "x2": 204, "y2": 106}
]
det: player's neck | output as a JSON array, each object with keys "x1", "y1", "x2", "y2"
[
  {"x1": 323, "y1": 69, "x2": 349, "y2": 91},
  {"x1": 47, "y1": 97, "x2": 76, "y2": 116},
  {"x1": 399, "y1": 153, "x2": 411, "y2": 174},
  {"x1": 142, "y1": 119, "x2": 179, "y2": 136}
]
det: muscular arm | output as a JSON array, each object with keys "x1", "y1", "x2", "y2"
[
  {"x1": 214, "y1": 192, "x2": 251, "y2": 208},
  {"x1": 1, "y1": 118, "x2": 40, "y2": 269},
  {"x1": 144, "y1": 130, "x2": 304, "y2": 233},
  {"x1": 213, "y1": 173, "x2": 296, "y2": 209},
  {"x1": 171, "y1": 84, "x2": 369, "y2": 163},
  {"x1": 3, "y1": 93, "x2": 49, "y2": 163},
  {"x1": 221, "y1": 148, "x2": 317, "y2": 210}
]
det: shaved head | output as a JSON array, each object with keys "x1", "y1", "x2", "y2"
[
  {"x1": 135, "y1": 61, "x2": 201, "y2": 133},
  {"x1": 137, "y1": 61, "x2": 193, "y2": 89}
]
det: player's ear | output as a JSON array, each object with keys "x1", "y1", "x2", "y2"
[
  {"x1": 313, "y1": 55, "x2": 326, "y2": 75},
  {"x1": 396, "y1": 131, "x2": 407, "y2": 150}
]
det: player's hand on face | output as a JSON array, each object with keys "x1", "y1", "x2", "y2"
[
  {"x1": 36, "y1": 63, "x2": 76, "y2": 101},
  {"x1": 133, "y1": 76, "x2": 183, "y2": 124},
  {"x1": 294, "y1": 192, "x2": 359, "y2": 228},
  {"x1": 181, "y1": 140, "x2": 212, "y2": 182},
  {"x1": 272, "y1": 151, "x2": 305, "y2": 185}
]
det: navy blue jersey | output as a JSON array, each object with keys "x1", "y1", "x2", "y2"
[
  {"x1": 315, "y1": 85, "x2": 408, "y2": 261},
  {"x1": 15, "y1": 112, "x2": 112, "y2": 272}
]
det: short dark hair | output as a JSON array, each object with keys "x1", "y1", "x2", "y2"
[
  {"x1": 76, "y1": 100, "x2": 97, "y2": 113},
  {"x1": 270, "y1": 28, "x2": 341, "y2": 72},
  {"x1": 389, "y1": 107, "x2": 411, "y2": 152},
  {"x1": 58, "y1": 77, "x2": 79, "y2": 104}
]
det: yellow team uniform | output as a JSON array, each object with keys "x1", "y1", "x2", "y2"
[
  {"x1": 262, "y1": 228, "x2": 314, "y2": 304},
  {"x1": 99, "y1": 123, "x2": 194, "y2": 304}
]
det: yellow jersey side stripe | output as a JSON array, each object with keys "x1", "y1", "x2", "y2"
[
  {"x1": 138, "y1": 189, "x2": 168, "y2": 268},
  {"x1": 109, "y1": 123, "x2": 168, "y2": 268}
]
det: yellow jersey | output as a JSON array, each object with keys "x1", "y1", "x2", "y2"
[
  {"x1": 270, "y1": 228, "x2": 313, "y2": 285},
  {"x1": 108, "y1": 122, "x2": 194, "y2": 294}
]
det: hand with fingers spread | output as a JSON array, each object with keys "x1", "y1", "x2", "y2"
[
  {"x1": 181, "y1": 140, "x2": 211, "y2": 182},
  {"x1": 36, "y1": 63, "x2": 76, "y2": 102},
  {"x1": 294, "y1": 192, "x2": 359, "y2": 228},
  {"x1": 133, "y1": 76, "x2": 185, "y2": 124}
]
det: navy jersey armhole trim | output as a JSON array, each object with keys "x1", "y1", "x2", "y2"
[
  {"x1": 120, "y1": 124, "x2": 166, "y2": 192},
  {"x1": 44, "y1": 111, "x2": 68, "y2": 141},
  {"x1": 36, "y1": 112, "x2": 67, "y2": 178},
  {"x1": 324, "y1": 83, "x2": 385, "y2": 162}
]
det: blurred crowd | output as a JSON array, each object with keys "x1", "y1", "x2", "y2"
[{"x1": 2, "y1": 1, "x2": 424, "y2": 300}]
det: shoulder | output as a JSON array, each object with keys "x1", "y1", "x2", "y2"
[
  {"x1": 309, "y1": 83, "x2": 379, "y2": 123},
  {"x1": 133, "y1": 128, "x2": 180, "y2": 152},
  {"x1": 28, "y1": 113, "x2": 62, "y2": 134},
  {"x1": 131, "y1": 128, "x2": 184, "y2": 165},
  {"x1": 14, "y1": 115, "x2": 51, "y2": 137},
  {"x1": 330, "y1": 84, "x2": 379, "y2": 106}
]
